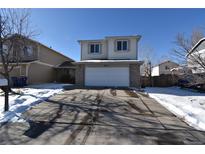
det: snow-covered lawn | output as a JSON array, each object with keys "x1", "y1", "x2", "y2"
[
  {"x1": 0, "y1": 83, "x2": 72, "y2": 123},
  {"x1": 144, "y1": 87, "x2": 205, "y2": 131}
]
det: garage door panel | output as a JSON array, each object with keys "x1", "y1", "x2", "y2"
[{"x1": 85, "y1": 67, "x2": 129, "y2": 87}]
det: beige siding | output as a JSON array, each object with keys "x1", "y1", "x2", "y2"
[
  {"x1": 10, "y1": 67, "x2": 21, "y2": 77},
  {"x1": 20, "y1": 65, "x2": 27, "y2": 76},
  {"x1": 0, "y1": 39, "x2": 38, "y2": 63},
  {"x1": 80, "y1": 36, "x2": 139, "y2": 60},
  {"x1": 1, "y1": 38, "x2": 73, "y2": 85},
  {"x1": 38, "y1": 45, "x2": 70, "y2": 66},
  {"x1": 19, "y1": 40, "x2": 38, "y2": 61},
  {"x1": 0, "y1": 66, "x2": 22, "y2": 78},
  {"x1": 27, "y1": 63, "x2": 55, "y2": 84}
]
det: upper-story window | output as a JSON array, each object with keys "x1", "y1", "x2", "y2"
[
  {"x1": 165, "y1": 66, "x2": 170, "y2": 70},
  {"x1": 116, "y1": 40, "x2": 129, "y2": 51},
  {"x1": 23, "y1": 46, "x2": 33, "y2": 56},
  {"x1": 2, "y1": 44, "x2": 9, "y2": 53},
  {"x1": 89, "y1": 43, "x2": 100, "y2": 54}
]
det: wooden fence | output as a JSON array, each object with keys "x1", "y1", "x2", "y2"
[{"x1": 141, "y1": 74, "x2": 179, "y2": 87}]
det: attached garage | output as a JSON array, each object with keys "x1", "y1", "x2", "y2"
[
  {"x1": 75, "y1": 60, "x2": 143, "y2": 88},
  {"x1": 85, "y1": 67, "x2": 129, "y2": 87}
]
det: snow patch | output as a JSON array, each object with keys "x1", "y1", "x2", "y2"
[
  {"x1": 0, "y1": 83, "x2": 73, "y2": 123},
  {"x1": 143, "y1": 87, "x2": 205, "y2": 131}
]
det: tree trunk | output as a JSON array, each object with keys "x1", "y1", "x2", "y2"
[
  {"x1": 2, "y1": 86, "x2": 9, "y2": 112},
  {"x1": 4, "y1": 75, "x2": 10, "y2": 111},
  {"x1": 4, "y1": 73, "x2": 12, "y2": 92},
  {"x1": 4, "y1": 87, "x2": 9, "y2": 112}
]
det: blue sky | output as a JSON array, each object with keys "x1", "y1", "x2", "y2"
[{"x1": 30, "y1": 8, "x2": 205, "y2": 63}]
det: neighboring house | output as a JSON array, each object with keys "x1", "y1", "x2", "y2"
[
  {"x1": 74, "y1": 35, "x2": 143, "y2": 87},
  {"x1": 151, "y1": 60, "x2": 179, "y2": 76},
  {"x1": 187, "y1": 38, "x2": 205, "y2": 74},
  {"x1": 170, "y1": 65, "x2": 192, "y2": 76},
  {"x1": 0, "y1": 36, "x2": 75, "y2": 85}
]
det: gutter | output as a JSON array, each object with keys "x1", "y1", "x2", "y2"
[{"x1": 73, "y1": 60, "x2": 144, "y2": 65}]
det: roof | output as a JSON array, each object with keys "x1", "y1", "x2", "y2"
[
  {"x1": 9, "y1": 34, "x2": 75, "y2": 62},
  {"x1": 153, "y1": 60, "x2": 179, "y2": 68},
  {"x1": 29, "y1": 38, "x2": 75, "y2": 62},
  {"x1": 78, "y1": 39, "x2": 104, "y2": 43},
  {"x1": 105, "y1": 35, "x2": 141, "y2": 39},
  {"x1": 78, "y1": 35, "x2": 141, "y2": 43},
  {"x1": 74, "y1": 59, "x2": 144, "y2": 65},
  {"x1": 55, "y1": 61, "x2": 76, "y2": 68},
  {"x1": 187, "y1": 38, "x2": 205, "y2": 57}
]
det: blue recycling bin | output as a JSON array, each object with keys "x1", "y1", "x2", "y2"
[
  {"x1": 11, "y1": 77, "x2": 18, "y2": 87},
  {"x1": 19, "y1": 77, "x2": 23, "y2": 87},
  {"x1": 21, "y1": 76, "x2": 27, "y2": 86},
  {"x1": 19, "y1": 76, "x2": 28, "y2": 87},
  {"x1": 11, "y1": 76, "x2": 27, "y2": 87}
]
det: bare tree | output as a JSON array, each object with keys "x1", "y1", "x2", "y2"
[
  {"x1": 172, "y1": 28, "x2": 204, "y2": 65},
  {"x1": 140, "y1": 46, "x2": 155, "y2": 86},
  {"x1": 172, "y1": 28, "x2": 205, "y2": 85},
  {"x1": 0, "y1": 9, "x2": 35, "y2": 111}
]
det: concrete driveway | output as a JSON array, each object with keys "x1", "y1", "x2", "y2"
[{"x1": 0, "y1": 88, "x2": 205, "y2": 144}]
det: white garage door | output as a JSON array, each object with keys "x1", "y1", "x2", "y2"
[{"x1": 85, "y1": 67, "x2": 129, "y2": 87}]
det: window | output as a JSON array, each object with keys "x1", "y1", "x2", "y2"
[
  {"x1": 116, "y1": 40, "x2": 128, "y2": 51},
  {"x1": 89, "y1": 44, "x2": 100, "y2": 54},
  {"x1": 2, "y1": 45, "x2": 8, "y2": 53},
  {"x1": 23, "y1": 46, "x2": 33, "y2": 56},
  {"x1": 165, "y1": 66, "x2": 169, "y2": 70}
]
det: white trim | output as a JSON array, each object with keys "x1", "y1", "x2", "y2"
[
  {"x1": 30, "y1": 61, "x2": 54, "y2": 67},
  {"x1": 187, "y1": 38, "x2": 205, "y2": 57},
  {"x1": 74, "y1": 59, "x2": 143, "y2": 65},
  {"x1": 78, "y1": 35, "x2": 141, "y2": 42},
  {"x1": 19, "y1": 65, "x2": 28, "y2": 76},
  {"x1": 26, "y1": 63, "x2": 30, "y2": 77}
]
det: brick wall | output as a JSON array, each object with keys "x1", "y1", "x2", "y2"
[
  {"x1": 129, "y1": 64, "x2": 141, "y2": 88},
  {"x1": 75, "y1": 64, "x2": 85, "y2": 87}
]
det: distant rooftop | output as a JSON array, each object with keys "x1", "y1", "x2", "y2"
[{"x1": 153, "y1": 60, "x2": 179, "y2": 67}]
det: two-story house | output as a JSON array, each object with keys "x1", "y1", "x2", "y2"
[
  {"x1": 151, "y1": 60, "x2": 179, "y2": 76},
  {"x1": 74, "y1": 35, "x2": 143, "y2": 87},
  {"x1": 0, "y1": 36, "x2": 75, "y2": 85}
]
